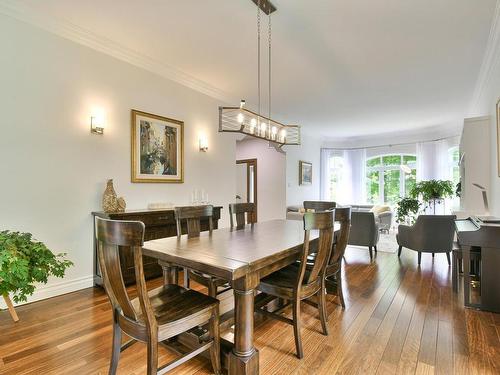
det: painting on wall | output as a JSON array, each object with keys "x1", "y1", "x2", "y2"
[
  {"x1": 497, "y1": 98, "x2": 500, "y2": 177},
  {"x1": 299, "y1": 160, "x2": 312, "y2": 185},
  {"x1": 131, "y1": 109, "x2": 184, "y2": 183}
]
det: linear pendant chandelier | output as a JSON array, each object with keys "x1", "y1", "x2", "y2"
[{"x1": 218, "y1": 0, "x2": 301, "y2": 147}]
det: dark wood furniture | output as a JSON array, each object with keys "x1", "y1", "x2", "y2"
[
  {"x1": 255, "y1": 211, "x2": 334, "y2": 359},
  {"x1": 173, "y1": 205, "x2": 229, "y2": 298},
  {"x1": 229, "y1": 203, "x2": 256, "y2": 229},
  {"x1": 95, "y1": 217, "x2": 221, "y2": 375},
  {"x1": 236, "y1": 159, "x2": 258, "y2": 223},
  {"x1": 455, "y1": 216, "x2": 500, "y2": 312},
  {"x1": 142, "y1": 219, "x2": 325, "y2": 375},
  {"x1": 92, "y1": 207, "x2": 221, "y2": 286},
  {"x1": 303, "y1": 200, "x2": 336, "y2": 211}
]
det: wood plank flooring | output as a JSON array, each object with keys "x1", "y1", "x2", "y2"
[{"x1": 1, "y1": 246, "x2": 499, "y2": 374}]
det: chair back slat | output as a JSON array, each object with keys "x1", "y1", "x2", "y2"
[
  {"x1": 330, "y1": 207, "x2": 351, "y2": 265},
  {"x1": 175, "y1": 205, "x2": 214, "y2": 238},
  {"x1": 229, "y1": 203, "x2": 256, "y2": 229},
  {"x1": 303, "y1": 201, "x2": 336, "y2": 212},
  {"x1": 300, "y1": 211, "x2": 335, "y2": 285},
  {"x1": 95, "y1": 217, "x2": 145, "y2": 321}
]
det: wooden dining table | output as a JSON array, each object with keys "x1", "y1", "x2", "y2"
[{"x1": 142, "y1": 219, "x2": 322, "y2": 375}]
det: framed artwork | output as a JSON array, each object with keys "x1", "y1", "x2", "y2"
[
  {"x1": 497, "y1": 98, "x2": 500, "y2": 177},
  {"x1": 299, "y1": 160, "x2": 312, "y2": 185},
  {"x1": 131, "y1": 109, "x2": 184, "y2": 183}
]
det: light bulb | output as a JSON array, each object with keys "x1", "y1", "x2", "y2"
[
  {"x1": 272, "y1": 126, "x2": 277, "y2": 134},
  {"x1": 237, "y1": 113, "x2": 244, "y2": 124},
  {"x1": 250, "y1": 118, "x2": 257, "y2": 127},
  {"x1": 281, "y1": 129, "x2": 287, "y2": 137}
]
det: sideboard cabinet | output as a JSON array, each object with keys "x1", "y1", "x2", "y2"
[{"x1": 92, "y1": 207, "x2": 222, "y2": 286}]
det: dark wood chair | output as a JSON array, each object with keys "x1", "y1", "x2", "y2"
[
  {"x1": 229, "y1": 203, "x2": 256, "y2": 229},
  {"x1": 176, "y1": 205, "x2": 229, "y2": 298},
  {"x1": 255, "y1": 210, "x2": 335, "y2": 359},
  {"x1": 303, "y1": 200, "x2": 336, "y2": 212},
  {"x1": 95, "y1": 217, "x2": 221, "y2": 375}
]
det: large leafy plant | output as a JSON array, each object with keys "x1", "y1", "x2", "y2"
[
  {"x1": 410, "y1": 180, "x2": 454, "y2": 201},
  {"x1": 396, "y1": 197, "x2": 421, "y2": 225},
  {"x1": 0, "y1": 231, "x2": 73, "y2": 303}
]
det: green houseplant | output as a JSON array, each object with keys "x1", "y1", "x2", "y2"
[
  {"x1": 410, "y1": 179, "x2": 454, "y2": 214},
  {"x1": 396, "y1": 197, "x2": 421, "y2": 225},
  {"x1": 0, "y1": 231, "x2": 73, "y2": 304}
]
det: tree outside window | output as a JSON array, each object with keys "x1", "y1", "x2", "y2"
[{"x1": 366, "y1": 154, "x2": 417, "y2": 206}]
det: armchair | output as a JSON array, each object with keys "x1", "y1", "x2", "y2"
[
  {"x1": 348, "y1": 211, "x2": 379, "y2": 259},
  {"x1": 397, "y1": 215, "x2": 456, "y2": 265}
]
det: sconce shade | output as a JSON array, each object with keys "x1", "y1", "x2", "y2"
[
  {"x1": 91, "y1": 113, "x2": 105, "y2": 135},
  {"x1": 199, "y1": 135, "x2": 208, "y2": 152},
  {"x1": 219, "y1": 106, "x2": 300, "y2": 146}
]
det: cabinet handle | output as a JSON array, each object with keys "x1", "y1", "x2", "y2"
[{"x1": 157, "y1": 216, "x2": 169, "y2": 220}]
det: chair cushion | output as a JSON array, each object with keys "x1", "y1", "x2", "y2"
[
  {"x1": 130, "y1": 284, "x2": 218, "y2": 325},
  {"x1": 370, "y1": 205, "x2": 391, "y2": 215}
]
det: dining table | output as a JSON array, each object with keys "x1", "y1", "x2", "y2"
[{"x1": 142, "y1": 219, "x2": 326, "y2": 375}]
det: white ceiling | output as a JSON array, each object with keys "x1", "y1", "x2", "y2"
[{"x1": 19, "y1": 0, "x2": 497, "y2": 138}]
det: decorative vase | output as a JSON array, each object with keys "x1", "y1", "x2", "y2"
[{"x1": 102, "y1": 179, "x2": 126, "y2": 213}]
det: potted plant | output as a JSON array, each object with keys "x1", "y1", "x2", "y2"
[
  {"x1": 410, "y1": 179, "x2": 454, "y2": 214},
  {"x1": 0, "y1": 230, "x2": 73, "y2": 322},
  {"x1": 396, "y1": 197, "x2": 421, "y2": 225}
]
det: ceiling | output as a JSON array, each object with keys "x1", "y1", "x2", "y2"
[{"x1": 19, "y1": 0, "x2": 497, "y2": 138}]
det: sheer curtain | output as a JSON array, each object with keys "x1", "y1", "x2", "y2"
[
  {"x1": 342, "y1": 149, "x2": 366, "y2": 204},
  {"x1": 320, "y1": 148, "x2": 333, "y2": 200},
  {"x1": 417, "y1": 137, "x2": 459, "y2": 181}
]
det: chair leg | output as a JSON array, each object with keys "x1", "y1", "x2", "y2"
[
  {"x1": 208, "y1": 308, "x2": 221, "y2": 375},
  {"x1": 398, "y1": 245, "x2": 402, "y2": 257},
  {"x1": 109, "y1": 312, "x2": 121, "y2": 375},
  {"x1": 432, "y1": 253, "x2": 435, "y2": 258},
  {"x1": 418, "y1": 252, "x2": 422, "y2": 265},
  {"x1": 146, "y1": 339, "x2": 159, "y2": 375},
  {"x1": 292, "y1": 299, "x2": 304, "y2": 359},
  {"x1": 317, "y1": 287, "x2": 329, "y2": 336},
  {"x1": 368, "y1": 246, "x2": 373, "y2": 260},
  {"x1": 337, "y1": 273, "x2": 345, "y2": 309},
  {"x1": 446, "y1": 252, "x2": 451, "y2": 266},
  {"x1": 208, "y1": 281, "x2": 217, "y2": 298},
  {"x1": 374, "y1": 246, "x2": 378, "y2": 253},
  {"x1": 184, "y1": 268, "x2": 190, "y2": 289}
]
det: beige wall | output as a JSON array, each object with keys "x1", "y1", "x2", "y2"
[{"x1": 0, "y1": 15, "x2": 238, "y2": 306}]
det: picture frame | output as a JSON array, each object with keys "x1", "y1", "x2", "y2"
[
  {"x1": 131, "y1": 109, "x2": 184, "y2": 183},
  {"x1": 497, "y1": 98, "x2": 500, "y2": 177},
  {"x1": 299, "y1": 160, "x2": 312, "y2": 185}
]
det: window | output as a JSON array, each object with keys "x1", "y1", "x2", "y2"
[
  {"x1": 366, "y1": 154, "x2": 417, "y2": 206},
  {"x1": 448, "y1": 146, "x2": 460, "y2": 186},
  {"x1": 327, "y1": 155, "x2": 344, "y2": 202}
]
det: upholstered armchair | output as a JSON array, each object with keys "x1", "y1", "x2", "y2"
[
  {"x1": 348, "y1": 211, "x2": 379, "y2": 259},
  {"x1": 397, "y1": 215, "x2": 456, "y2": 265}
]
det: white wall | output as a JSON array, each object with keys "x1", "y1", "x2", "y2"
[
  {"x1": 285, "y1": 134, "x2": 322, "y2": 206},
  {"x1": 0, "y1": 16, "x2": 238, "y2": 307},
  {"x1": 235, "y1": 138, "x2": 286, "y2": 221}
]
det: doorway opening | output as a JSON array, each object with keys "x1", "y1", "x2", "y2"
[{"x1": 236, "y1": 158, "x2": 257, "y2": 222}]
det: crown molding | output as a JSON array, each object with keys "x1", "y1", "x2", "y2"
[
  {"x1": 469, "y1": 0, "x2": 500, "y2": 115},
  {"x1": 0, "y1": 0, "x2": 236, "y2": 104}
]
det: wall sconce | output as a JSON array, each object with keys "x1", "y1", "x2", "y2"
[
  {"x1": 199, "y1": 135, "x2": 208, "y2": 152},
  {"x1": 90, "y1": 110, "x2": 105, "y2": 135}
]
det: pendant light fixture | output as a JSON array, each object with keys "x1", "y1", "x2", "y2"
[{"x1": 218, "y1": 0, "x2": 301, "y2": 146}]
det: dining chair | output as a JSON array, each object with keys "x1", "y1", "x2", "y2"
[
  {"x1": 95, "y1": 217, "x2": 221, "y2": 375},
  {"x1": 303, "y1": 200, "x2": 336, "y2": 212},
  {"x1": 326, "y1": 207, "x2": 351, "y2": 307},
  {"x1": 255, "y1": 210, "x2": 335, "y2": 359},
  {"x1": 175, "y1": 205, "x2": 229, "y2": 297},
  {"x1": 229, "y1": 202, "x2": 256, "y2": 229}
]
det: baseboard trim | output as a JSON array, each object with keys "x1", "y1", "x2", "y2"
[{"x1": 0, "y1": 275, "x2": 94, "y2": 310}]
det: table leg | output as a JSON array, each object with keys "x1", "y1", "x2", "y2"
[
  {"x1": 158, "y1": 260, "x2": 178, "y2": 285},
  {"x1": 463, "y1": 246, "x2": 471, "y2": 307},
  {"x1": 228, "y1": 274, "x2": 259, "y2": 375}
]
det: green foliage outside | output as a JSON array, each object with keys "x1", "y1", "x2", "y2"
[{"x1": 0, "y1": 231, "x2": 73, "y2": 303}]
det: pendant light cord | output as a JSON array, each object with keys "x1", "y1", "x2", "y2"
[
  {"x1": 257, "y1": 0, "x2": 261, "y2": 120},
  {"x1": 268, "y1": 12, "x2": 272, "y2": 124}
]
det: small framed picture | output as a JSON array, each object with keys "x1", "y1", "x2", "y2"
[
  {"x1": 131, "y1": 109, "x2": 184, "y2": 183},
  {"x1": 299, "y1": 161, "x2": 312, "y2": 185}
]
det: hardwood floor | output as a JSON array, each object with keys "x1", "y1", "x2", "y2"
[{"x1": 1, "y1": 246, "x2": 499, "y2": 374}]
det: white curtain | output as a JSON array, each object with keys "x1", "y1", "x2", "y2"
[
  {"x1": 320, "y1": 148, "x2": 333, "y2": 200},
  {"x1": 342, "y1": 149, "x2": 366, "y2": 204},
  {"x1": 417, "y1": 137, "x2": 459, "y2": 181}
]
